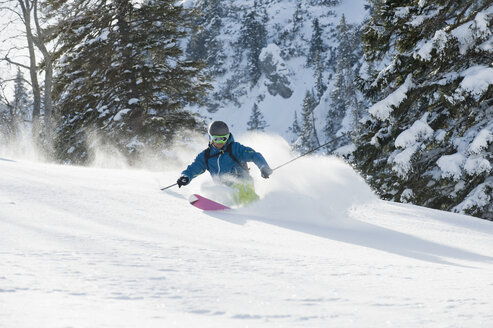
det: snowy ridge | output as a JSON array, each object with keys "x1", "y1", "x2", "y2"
[{"x1": 1, "y1": 135, "x2": 493, "y2": 327}]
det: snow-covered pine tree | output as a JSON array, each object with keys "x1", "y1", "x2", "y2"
[
  {"x1": 325, "y1": 78, "x2": 346, "y2": 146},
  {"x1": 314, "y1": 54, "x2": 327, "y2": 101},
  {"x1": 0, "y1": 69, "x2": 31, "y2": 140},
  {"x1": 292, "y1": 2, "x2": 304, "y2": 36},
  {"x1": 325, "y1": 15, "x2": 363, "y2": 150},
  {"x1": 354, "y1": 0, "x2": 493, "y2": 220},
  {"x1": 247, "y1": 103, "x2": 268, "y2": 131},
  {"x1": 240, "y1": 3, "x2": 268, "y2": 85},
  {"x1": 12, "y1": 68, "x2": 31, "y2": 124},
  {"x1": 186, "y1": 0, "x2": 226, "y2": 75},
  {"x1": 49, "y1": 0, "x2": 210, "y2": 164},
  {"x1": 288, "y1": 110, "x2": 301, "y2": 144},
  {"x1": 299, "y1": 90, "x2": 320, "y2": 152},
  {"x1": 278, "y1": 2, "x2": 307, "y2": 58},
  {"x1": 307, "y1": 18, "x2": 325, "y2": 66}
]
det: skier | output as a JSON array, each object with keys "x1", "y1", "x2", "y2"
[{"x1": 177, "y1": 121, "x2": 273, "y2": 205}]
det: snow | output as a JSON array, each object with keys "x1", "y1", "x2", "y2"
[
  {"x1": 182, "y1": 0, "x2": 372, "y2": 144},
  {"x1": 453, "y1": 177, "x2": 493, "y2": 215},
  {"x1": 434, "y1": 125, "x2": 492, "y2": 181},
  {"x1": 412, "y1": 3, "x2": 493, "y2": 76},
  {"x1": 395, "y1": 114, "x2": 433, "y2": 149},
  {"x1": 113, "y1": 108, "x2": 131, "y2": 121},
  {"x1": 469, "y1": 128, "x2": 493, "y2": 154},
  {"x1": 333, "y1": 0, "x2": 368, "y2": 24},
  {"x1": 391, "y1": 144, "x2": 419, "y2": 178},
  {"x1": 414, "y1": 30, "x2": 449, "y2": 61},
  {"x1": 413, "y1": 5, "x2": 493, "y2": 60},
  {"x1": 451, "y1": 5, "x2": 493, "y2": 54},
  {"x1": 455, "y1": 66, "x2": 493, "y2": 100},
  {"x1": 2, "y1": 134, "x2": 493, "y2": 328},
  {"x1": 259, "y1": 44, "x2": 282, "y2": 64},
  {"x1": 437, "y1": 153, "x2": 467, "y2": 181},
  {"x1": 464, "y1": 156, "x2": 491, "y2": 176},
  {"x1": 400, "y1": 188, "x2": 414, "y2": 203},
  {"x1": 390, "y1": 114, "x2": 433, "y2": 177},
  {"x1": 368, "y1": 74, "x2": 414, "y2": 121},
  {"x1": 87, "y1": 28, "x2": 110, "y2": 45}
]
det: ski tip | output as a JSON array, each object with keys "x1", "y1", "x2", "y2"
[{"x1": 189, "y1": 194, "x2": 199, "y2": 205}]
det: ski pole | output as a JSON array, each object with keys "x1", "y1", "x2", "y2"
[
  {"x1": 272, "y1": 135, "x2": 347, "y2": 171},
  {"x1": 161, "y1": 183, "x2": 177, "y2": 191}
]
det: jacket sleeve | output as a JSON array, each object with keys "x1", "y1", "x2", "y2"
[
  {"x1": 181, "y1": 151, "x2": 207, "y2": 180},
  {"x1": 232, "y1": 142, "x2": 270, "y2": 170}
]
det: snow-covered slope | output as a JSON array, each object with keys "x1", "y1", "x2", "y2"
[
  {"x1": 1, "y1": 135, "x2": 493, "y2": 327},
  {"x1": 184, "y1": 0, "x2": 369, "y2": 140}
]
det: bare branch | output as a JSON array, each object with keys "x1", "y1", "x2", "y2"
[
  {"x1": 1, "y1": 54, "x2": 30, "y2": 70},
  {"x1": 0, "y1": 5, "x2": 24, "y2": 22}
]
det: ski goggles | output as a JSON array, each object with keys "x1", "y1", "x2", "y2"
[{"x1": 210, "y1": 134, "x2": 230, "y2": 144}]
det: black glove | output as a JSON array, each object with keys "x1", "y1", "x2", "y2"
[
  {"x1": 177, "y1": 176, "x2": 190, "y2": 188},
  {"x1": 260, "y1": 166, "x2": 273, "y2": 179}
]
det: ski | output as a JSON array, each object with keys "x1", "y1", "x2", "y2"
[{"x1": 189, "y1": 194, "x2": 230, "y2": 211}]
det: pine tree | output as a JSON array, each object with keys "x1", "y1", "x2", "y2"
[
  {"x1": 325, "y1": 15, "x2": 362, "y2": 147},
  {"x1": 49, "y1": 0, "x2": 211, "y2": 164},
  {"x1": 186, "y1": 0, "x2": 226, "y2": 75},
  {"x1": 299, "y1": 90, "x2": 320, "y2": 152},
  {"x1": 325, "y1": 75, "x2": 346, "y2": 142},
  {"x1": 307, "y1": 18, "x2": 325, "y2": 66},
  {"x1": 12, "y1": 68, "x2": 31, "y2": 124},
  {"x1": 314, "y1": 54, "x2": 327, "y2": 101},
  {"x1": 288, "y1": 111, "x2": 301, "y2": 144},
  {"x1": 354, "y1": 0, "x2": 493, "y2": 219},
  {"x1": 292, "y1": 2, "x2": 303, "y2": 36},
  {"x1": 279, "y1": 2, "x2": 306, "y2": 58},
  {"x1": 240, "y1": 6, "x2": 268, "y2": 85},
  {"x1": 0, "y1": 69, "x2": 31, "y2": 140},
  {"x1": 247, "y1": 103, "x2": 268, "y2": 131}
]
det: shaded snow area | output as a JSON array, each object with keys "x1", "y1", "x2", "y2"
[{"x1": 1, "y1": 135, "x2": 493, "y2": 327}]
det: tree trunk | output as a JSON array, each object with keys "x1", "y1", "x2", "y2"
[
  {"x1": 32, "y1": 0, "x2": 53, "y2": 141},
  {"x1": 18, "y1": 0, "x2": 42, "y2": 136}
]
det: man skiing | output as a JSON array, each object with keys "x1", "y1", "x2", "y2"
[{"x1": 177, "y1": 121, "x2": 273, "y2": 205}]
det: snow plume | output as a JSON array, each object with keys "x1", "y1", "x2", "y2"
[
  {"x1": 0, "y1": 125, "x2": 47, "y2": 162},
  {"x1": 85, "y1": 132, "x2": 131, "y2": 169},
  {"x1": 84, "y1": 129, "x2": 208, "y2": 171},
  {"x1": 191, "y1": 133, "x2": 377, "y2": 227}
]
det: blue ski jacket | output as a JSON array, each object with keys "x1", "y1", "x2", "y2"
[{"x1": 181, "y1": 134, "x2": 270, "y2": 182}]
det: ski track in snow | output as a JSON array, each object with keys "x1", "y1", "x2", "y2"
[{"x1": 1, "y1": 156, "x2": 493, "y2": 328}]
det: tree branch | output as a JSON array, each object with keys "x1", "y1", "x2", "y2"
[{"x1": 2, "y1": 54, "x2": 30, "y2": 70}]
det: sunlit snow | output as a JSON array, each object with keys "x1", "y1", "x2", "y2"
[{"x1": 1, "y1": 134, "x2": 493, "y2": 327}]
